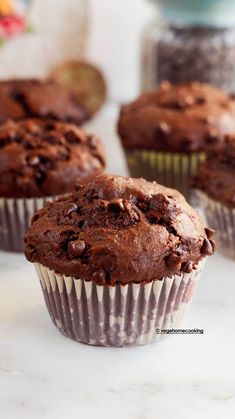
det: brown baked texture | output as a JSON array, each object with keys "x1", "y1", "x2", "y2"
[
  {"x1": 0, "y1": 79, "x2": 88, "y2": 125},
  {"x1": 192, "y1": 136, "x2": 235, "y2": 207},
  {"x1": 0, "y1": 119, "x2": 105, "y2": 198},
  {"x1": 25, "y1": 174, "x2": 215, "y2": 285},
  {"x1": 118, "y1": 82, "x2": 235, "y2": 153}
]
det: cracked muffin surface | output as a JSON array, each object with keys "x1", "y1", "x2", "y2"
[
  {"x1": 0, "y1": 119, "x2": 105, "y2": 198},
  {"x1": 25, "y1": 174, "x2": 215, "y2": 285},
  {"x1": 0, "y1": 79, "x2": 88, "y2": 125},
  {"x1": 192, "y1": 136, "x2": 235, "y2": 207},
  {"x1": 118, "y1": 82, "x2": 235, "y2": 153}
]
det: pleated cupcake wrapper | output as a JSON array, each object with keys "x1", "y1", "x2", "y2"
[
  {"x1": 124, "y1": 150, "x2": 206, "y2": 203},
  {"x1": 196, "y1": 190, "x2": 235, "y2": 259},
  {"x1": 0, "y1": 196, "x2": 55, "y2": 253},
  {"x1": 35, "y1": 261, "x2": 204, "y2": 347}
]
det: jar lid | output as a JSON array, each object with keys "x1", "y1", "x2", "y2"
[{"x1": 150, "y1": 0, "x2": 235, "y2": 26}]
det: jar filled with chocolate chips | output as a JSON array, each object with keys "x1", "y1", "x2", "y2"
[{"x1": 142, "y1": 0, "x2": 235, "y2": 92}]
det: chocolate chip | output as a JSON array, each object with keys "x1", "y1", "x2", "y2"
[
  {"x1": 205, "y1": 129, "x2": 221, "y2": 144},
  {"x1": 24, "y1": 141, "x2": 34, "y2": 149},
  {"x1": 165, "y1": 255, "x2": 182, "y2": 272},
  {"x1": 200, "y1": 238, "x2": 215, "y2": 256},
  {"x1": 183, "y1": 260, "x2": 194, "y2": 273},
  {"x1": 150, "y1": 193, "x2": 171, "y2": 212},
  {"x1": 68, "y1": 239, "x2": 86, "y2": 257},
  {"x1": 205, "y1": 227, "x2": 215, "y2": 239},
  {"x1": 44, "y1": 135, "x2": 59, "y2": 145},
  {"x1": 31, "y1": 212, "x2": 40, "y2": 224},
  {"x1": 210, "y1": 239, "x2": 216, "y2": 253},
  {"x1": 92, "y1": 269, "x2": 106, "y2": 285},
  {"x1": 182, "y1": 137, "x2": 197, "y2": 152},
  {"x1": 172, "y1": 99, "x2": 186, "y2": 110},
  {"x1": 79, "y1": 220, "x2": 87, "y2": 229},
  {"x1": 58, "y1": 150, "x2": 69, "y2": 161},
  {"x1": 35, "y1": 171, "x2": 46, "y2": 185},
  {"x1": 196, "y1": 97, "x2": 206, "y2": 105},
  {"x1": 108, "y1": 200, "x2": 125, "y2": 212},
  {"x1": 46, "y1": 123, "x2": 56, "y2": 131},
  {"x1": 64, "y1": 130, "x2": 80, "y2": 143}
]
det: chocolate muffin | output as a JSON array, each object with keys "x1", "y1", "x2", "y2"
[
  {"x1": 192, "y1": 136, "x2": 235, "y2": 259},
  {"x1": 0, "y1": 118, "x2": 105, "y2": 252},
  {"x1": 118, "y1": 81, "x2": 235, "y2": 201},
  {"x1": 0, "y1": 79, "x2": 88, "y2": 125},
  {"x1": 25, "y1": 174, "x2": 215, "y2": 346}
]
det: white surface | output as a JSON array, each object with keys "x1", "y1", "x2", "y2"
[{"x1": 1, "y1": 106, "x2": 235, "y2": 419}]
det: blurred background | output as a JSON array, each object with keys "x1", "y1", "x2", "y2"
[
  {"x1": 88, "y1": 0, "x2": 152, "y2": 101},
  {"x1": 2, "y1": 0, "x2": 234, "y2": 104},
  {"x1": 0, "y1": 0, "x2": 152, "y2": 101}
]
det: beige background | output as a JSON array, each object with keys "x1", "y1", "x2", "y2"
[
  {"x1": 0, "y1": 0, "x2": 152, "y2": 101},
  {"x1": 0, "y1": 0, "x2": 89, "y2": 79}
]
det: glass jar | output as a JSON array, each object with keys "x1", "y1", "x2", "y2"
[{"x1": 141, "y1": 0, "x2": 235, "y2": 92}]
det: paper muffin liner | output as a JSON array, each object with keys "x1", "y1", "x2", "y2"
[
  {"x1": 196, "y1": 190, "x2": 235, "y2": 259},
  {"x1": 124, "y1": 150, "x2": 206, "y2": 203},
  {"x1": 0, "y1": 196, "x2": 54, "y2": 253},
  {"x1": 34, "y1": 261, "x2": 205, "y2": 347}
]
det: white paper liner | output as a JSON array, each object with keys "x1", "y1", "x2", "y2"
[
  {"x1": 196, "y1": 190, "x2": 235, "y2": 259},
  {"x1": 0, "y1": 196, "x2": 54, "y2": 252},
  {"x1": 34, "y1": 261, "x2": 205, "y2": 347},
  {"x1": 125, "y1": 150, "x2": 205, "y2": 203}
]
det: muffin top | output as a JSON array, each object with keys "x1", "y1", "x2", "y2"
[
  {"x1": 118, "y1": 82, "x2": 235, "y2": 153},
  {"x1": 0, "y1": 119, "x2": 105, "y2": 198},
  {"x1": 0, "y1": 79, "x2": 88, "y2": 125},
  {"x1": 192, "y1": 136, "x2": 235, "y2": 207},
  {"x1": 25, "y1": 174, "x2": 215, "y2": 285}
]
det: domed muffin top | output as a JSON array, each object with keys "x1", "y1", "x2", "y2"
[
  {"x1": 0, "y1": 119, "x2": 105, "y2": 198},
  {"x1": 192, "y1": 136, "x2": 235, "y2": 207},
  {"x1": 118, "y1": 82, "x2": 235, "y2": 153},
  {"x1": 0, "y1": 79, "x2": 88, "y2": 125},
  {"x1": 25, "y1": 174, "x2": 215, "y2": 285}
]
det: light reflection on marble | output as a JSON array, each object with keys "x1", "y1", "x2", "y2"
[{"x1": 0, "y1": 105, "x2": 235, "y2": 419}]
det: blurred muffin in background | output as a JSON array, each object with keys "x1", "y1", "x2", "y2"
[
  {"x1": 0, "y1": 79, "x2": 89, "y2": 125},
  {"x1": 192, "y1": 136, "x2": 235, "y2": 259},
  {"x1": 0, "y1": 118, "x2": 106, "y2": 252},
  {"x1": 118, "y1": 81, "x2": 235, "y2": 202}
]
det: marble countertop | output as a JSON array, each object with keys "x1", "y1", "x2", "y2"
[{"x1": 0, "y1": 105, "x2": 235, "y2": 419}]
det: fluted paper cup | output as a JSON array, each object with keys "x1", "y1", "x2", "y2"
[
  {"x1": 196, "y1": 190, "x2": 235, "y2": 259},
  {"x1": 0, "y1": 196, "x2": 54, "y2": 253},
  {"x1": 34, "y1": 261, "x2": 205, "y2": 347},
  {"x1": 124, "y1": 150, "x2": 205, "y2": 203}
]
